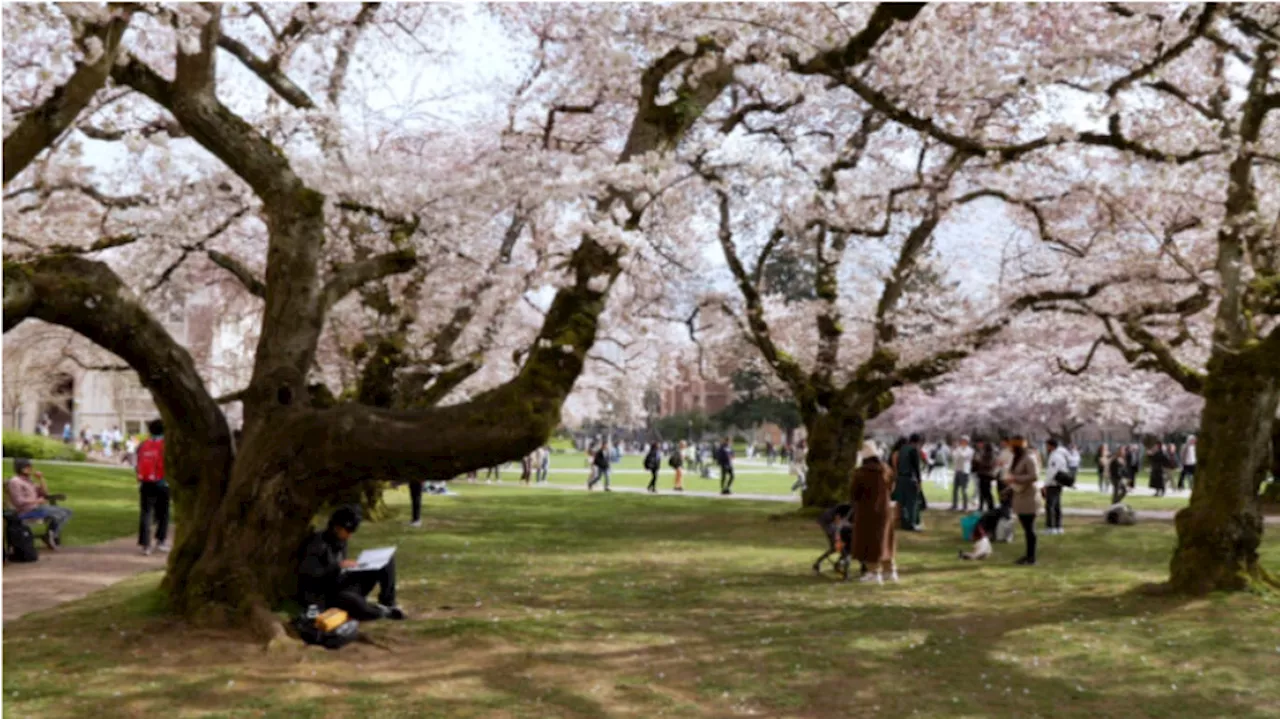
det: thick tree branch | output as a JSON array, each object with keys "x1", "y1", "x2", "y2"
[
  {"x1": 323, "y1": 250, "x2": 418, "y2": 309},
  {"x1": 206, "y1": 250, "x2": 266, "y2": 298},
  {"x1": 328, "y1": 3, "x2": 379, "y2": 107},
  {"x1": 3, "y1": 256, "x2": 233, "y2": 489},
  {"x1": 3, "y1": 4, "x2": 135, "y2": 184},
  {"x1": 216, "y1": 33, "x2": 316, "y2": 109},
  {"x1": 788, "y1": 3, "x2": 925, "y2": 74}
]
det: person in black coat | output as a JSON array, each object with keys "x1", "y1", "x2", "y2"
[
  {"x1": 297, "y1": 506, "x2": 406, "y2": 621},
  {"x1": 643, "y1": 443, "x2": 662, "y2": 493}
]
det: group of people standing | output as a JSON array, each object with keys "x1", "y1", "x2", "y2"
[
  {"x1": 885, "y1": 434, "x2": 1078, "y2": 566},
  {"x1": 1099, "y1": 437, "x2": 1196, "y2": 502}
]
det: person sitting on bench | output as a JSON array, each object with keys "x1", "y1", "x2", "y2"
[
  {"x1": 297, "y1": 506, "x2": 406, "y2": 621},
  {"x1": 6, "y1": 458, "x2": 71, "y2": 549}
]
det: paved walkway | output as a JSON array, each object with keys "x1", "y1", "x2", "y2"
[
  {"x1": 3, "y1": 536, "x2": 168, "y2": 623},
  {"x1": 519, "y1": 481, "x2": 1279, "y2": 524}
]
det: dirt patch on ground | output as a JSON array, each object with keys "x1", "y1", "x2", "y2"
[{"x1": 3, "y1": 536, "x2": 167, "y2": 622}]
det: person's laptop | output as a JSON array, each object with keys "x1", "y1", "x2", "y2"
[{"x1": 348, "y1": 546, "x2": 396, "y2": 572}]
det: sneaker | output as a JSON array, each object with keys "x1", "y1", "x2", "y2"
[
  {"x1": 859, "y1": 572, "x2": 884, "y2": 585},
  {"x1": 41, "y1": 533, "x2": 57, "y2": 551},
  {"x1": 155, "y1": 542, "x2": 171, "y2": 553},
  {"x1": 1015, "y1": 557, "x2": 1036, "y2": 566},
  {"x1": 888, "y1": 571, "x2": 899, "y2": 583},
  {"x1": 141, "y1": 545, "x2": 154, "y2": 556},
  {"x1": 408, "y1": 520, "x2": 423, "y2": 528}
]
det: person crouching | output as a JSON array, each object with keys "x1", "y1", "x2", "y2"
[{"x1": 296, "y1": 506, "x2": 406, "y2": 621}]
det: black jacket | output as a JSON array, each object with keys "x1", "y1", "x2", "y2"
[
  {"x1": 644, "y1": 450, "x2": 661, "y2": 471},
  {"x1": 593, "y1": 449, "x2": 610, "y2": 469},
  {"x1": 297, "y1": 529, "x2": 347, "y2": 606}
]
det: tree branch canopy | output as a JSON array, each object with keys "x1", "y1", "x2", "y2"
[
  {"x1": 206, "y1": 250, "x2": 266, "y2": 298},
  {"x1": 323, "y1": 250, "x2": 418, "y2": 309},
  {"x1": 3, "y1": 4, "x2": 135, "y2": 184}
]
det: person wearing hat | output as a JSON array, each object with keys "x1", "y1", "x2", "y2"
[
  {"x1": 6, "y1": 458, "x2": 72, "y2": 549},
  {"x1": 296, "y1": 506, "x2": 406, "y2": 621}
]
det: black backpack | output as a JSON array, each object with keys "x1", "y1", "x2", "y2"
[
  {"x1": 4, "y1": 512, "x2": 39, "y2": 563},
  {"x1": 292, "y1": 611, "x2": 360, "y2": 650},
  {"x1": 1055, "y1": 470, "x2": 1076, "y2": 488}
]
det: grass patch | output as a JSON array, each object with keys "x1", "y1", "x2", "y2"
[
  {"x1": 5, "y1": 484, "x2": 1278, "y2": 718},
  {"x1": 2, "y1": 459, "x2": 137, "y2": 546}
]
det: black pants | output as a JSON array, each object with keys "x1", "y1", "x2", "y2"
[
  {"x1": 1179, "y1": 465, "x2": 1194, "y2": 490},
  {"x1": 1044, "y1": 486, "x2": 1063, "y2": 529},
  {"x1": 647, "y1": 470, "x2": 658, "y2": 492},
  {"x1": 977, "y1": 476, "x2": 995, "y2": 512},
  {"x1": 951, "y1": 472, "x2": 970, "y2": 510},
  {"x1": 409, "y1": 481, "x2": 423, "y2": 522},
  {"x1": 138, "y1": 481, "x2": 170, "y2": 547},
  {"x1": 719, "y1": 464, "x2": 735, "y2": 493},
  {"x1": 1018, "y1": 513, "x2": 1037, "y2": 561},
  {"x1": 329, "y1": 558, "x2": 397, "y2": 621}
]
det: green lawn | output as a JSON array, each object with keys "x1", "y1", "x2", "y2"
[
  {"x1": 2, "y1": 459, "x2": 138, "y2": 546},
  {"x1": 4, "y1": 476, "x2": 1279, "y2": 718}
]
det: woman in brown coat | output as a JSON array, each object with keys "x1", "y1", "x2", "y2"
[
  {"x1": 1006, "y1": 435, "x2": 1041, "y2": 566},
  {"x1": 850, "y1": 449, "x2": 898, "y2": 584}
]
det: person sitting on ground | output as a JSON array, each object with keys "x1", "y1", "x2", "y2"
[
  {"x1": 6, "y1": 458, "x2": 72, "y2": 550},
  {"x1": 297, "y1": 506, "x2": 406, "y2": 622}
]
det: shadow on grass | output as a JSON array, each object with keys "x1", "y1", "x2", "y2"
[{"x1": 5, "y1": 489, "x2": 1278, "y2": 718}]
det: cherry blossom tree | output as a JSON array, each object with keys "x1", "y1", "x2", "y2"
[{"x1": 2, "y1": 2, "x2": 760, "y2": 635}]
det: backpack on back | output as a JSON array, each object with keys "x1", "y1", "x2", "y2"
[
  {"x1": 136, "y1": 438, "x2": 165, "y2": 482},
  {"x1": 4, "y1": 511, "x2": 39, "y2": 563}
]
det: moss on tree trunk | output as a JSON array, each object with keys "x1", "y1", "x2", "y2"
[
  {"x1": 800, "y1": 408, "x2": 865, "y2": 508},
  {"x1": 1169, "y1": 351, "x2": 1279, "y2": 594}
]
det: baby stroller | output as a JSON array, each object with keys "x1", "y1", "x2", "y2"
[{"x1": 813, "y1": 504, "x2": 855, "y2": 580}]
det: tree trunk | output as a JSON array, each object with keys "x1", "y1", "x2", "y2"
[
  {"x1": 1169, "y1": 350, "x2": 1279, "y2": 594},
  {"x1": 800, "y1": 407, "x2": 865, "y2": 508}
]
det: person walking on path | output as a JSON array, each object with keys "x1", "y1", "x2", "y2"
[
  {"x1": 716, "y1": 437, "x2": 736, "y2": 495},
  {"x1": 1149, "y1": 444, "x2": 1171, "y2": 497},
  {"x1": 851, "y1": 446, "x2": 898, "y2": 584},
  {"x1": 644, "y1": 443, "x2": 662, "y2": 493},
  {"x1": 892, "y1": 434, "x2": 925, "y2": 531},
  {"x1": 536, "y1": 446, "x2": 551, "y2": 484},
  {"x1": 134, "y1": 419, "x2": 171, "y2": 556},
  {"x1": 1006, "y1": 435, "x2": 1041, "y2": 565},
  {"x1": 972, "y1": 439, "x2": 998, "y2": 513},
  {"x1": 1043, "y1": 438, "x2": 1069, "y2": 534},
  {"x1": 670, "y1": 441, "x2": 686, "y2": 492},
  {"x1": 588, "y1": 443, "x2": 612, "y2": 491},
  {"x1": 1179, "y1": 436, "x2": 1197, "y2": 490},
  {"x1": 950, "y1": 436, "x2": 975, "y2": 511}
]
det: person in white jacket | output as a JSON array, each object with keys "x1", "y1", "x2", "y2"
[{"x1": 1043, "y1": 439, "x2": 1071, "y2": 535}]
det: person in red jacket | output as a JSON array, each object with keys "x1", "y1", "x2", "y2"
[{"x1": 135, "y1": 419, "x2": 170, "y2": 555}]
